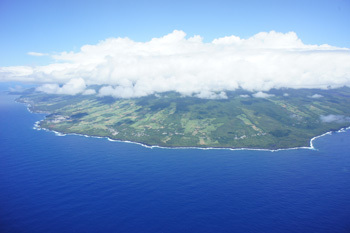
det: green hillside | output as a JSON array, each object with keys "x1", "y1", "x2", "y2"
[{"x1": 17, "y1": 87, "x2": 350, "y2": 150}]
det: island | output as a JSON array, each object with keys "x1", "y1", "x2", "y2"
[{"x1": 16, "y1": 87, "x2": 350, "y2": 150}]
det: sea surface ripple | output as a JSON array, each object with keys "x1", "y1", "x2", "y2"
[{"x1": 1, "y1": 92, "x2": 350, "y2": 233}]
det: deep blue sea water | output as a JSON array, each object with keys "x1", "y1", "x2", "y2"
[{"x1": 1, "y1": 91, "x2": 350, "y2": 233}]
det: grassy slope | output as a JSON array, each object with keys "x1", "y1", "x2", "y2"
[{"x1": 17, "y1": 87, "x2": 350, "y2": 149}]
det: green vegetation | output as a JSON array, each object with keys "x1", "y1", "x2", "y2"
[{"x1": 16, "y1": 87, "x2": 350, "y2": 149}]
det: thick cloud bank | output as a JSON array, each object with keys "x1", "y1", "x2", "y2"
[{"x1": 1, "y1": 30, "x2": 350, "y2": 98}]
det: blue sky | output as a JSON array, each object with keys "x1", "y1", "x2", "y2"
[{"x1": 1, "y1": 0, "x2": 350, "y2": 66}]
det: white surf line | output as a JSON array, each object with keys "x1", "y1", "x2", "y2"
[
  {"x1": 21, "y1": 100, "x2": 350, "y2": 152},
  {"x1": 33, "y1": 120, "x2": 350, "y2": 152}
]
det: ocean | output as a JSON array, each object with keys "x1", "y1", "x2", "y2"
[{"x1": 1, "y1": 91, "x2": 350, "y2": 233}]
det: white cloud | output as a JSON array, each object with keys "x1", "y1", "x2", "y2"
[
  {"x1": 1, "y1": 30, "x2": 350, "y2": 98},
  {"x1": 83, "y1": 89, "x2": 96, "y2": 95},
  {"x1": 36, "y1": 78, "x2": 86, "y2": 95},
  {"x1": 320, "y1": 114, "x2": 350, "y2": 123},
  {"x1": 239, "y1": 94, "x2": 250, "y2": 98},
  {"x1": 309, "y1": 94, "x2": 323, "y2": 98},
  {"x1": 9, "y1": 85, "x2": 25, "y2": 92},
  {"x1": 283, "y1": 93, "x2": 289, "y2": 97},
  {"x1": 28, "y1": 52, "x2": 48, "y2": 57},
  {"x1": 194, "y1": 91, "x2": 228, "y2": 99},
  {"x1": 252, "y1": 91, "x2": 275, "y2": 98}
]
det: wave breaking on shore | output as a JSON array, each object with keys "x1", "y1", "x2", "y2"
[{"x1": 31, "y1": 116, "x2": 350, "y2": 152}]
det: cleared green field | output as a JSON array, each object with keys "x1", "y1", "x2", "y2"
[{"x1": 17, "y1": 87, "x2": 350, "y2": 149}]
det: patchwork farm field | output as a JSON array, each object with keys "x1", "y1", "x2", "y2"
[{"x1": 17, "y1": 87, "x2": 350, "y2": 149}]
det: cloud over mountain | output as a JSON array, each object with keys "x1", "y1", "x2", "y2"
[
  {"x1": 320, "y1": 114, "x2": 350, "y2": 123},
  {"x1": 1, "y1": 30, "x2": 350, "y2": 98}
]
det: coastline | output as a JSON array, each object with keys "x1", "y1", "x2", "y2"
[
  {"x1": 19, "y1": 99, "x2": 349, "y2": 152},
  {"x1": 31, "y1": 115, "x2": 350, "y2": 153}
]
